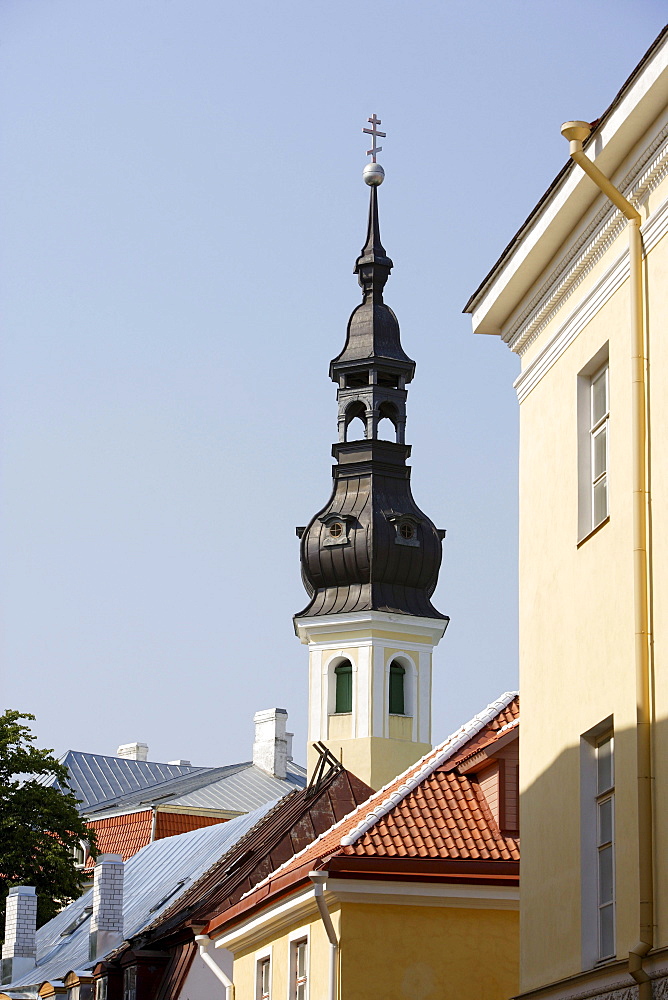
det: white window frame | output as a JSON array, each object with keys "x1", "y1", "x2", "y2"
[
  {"x1": 287, "y1": 927, "x2": 310, "y2": 1000},
  {"x1": 589, "y1": 365, "x2": 609, "y2": 530},
  {"x1": 580, "y1": 718, "x2": 615, "y2": 968},
  {"x1": 577, "y1": 345, "x2": 610, "y2": 542},
  {"x1": 255, "y1": 946, "x2": 272, "y2": 1000},
  {"x1": 595, "y1": 734, "x2": 615, "y2": 960}
]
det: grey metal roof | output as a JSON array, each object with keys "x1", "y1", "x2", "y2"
[
  {"x1": 3, "y1": 800, "x2": 280, "y2": 995},
  {"x1": 85, "y1": 761, "x2": 306, "y2": 817},
  {"x1": 167, "y1": 762, "x2": 307, "y2": 812},
  {"x1": 41, "y1": 751, "x2": 204, "y2": 811}
]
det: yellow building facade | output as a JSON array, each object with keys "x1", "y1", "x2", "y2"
[
  {"x1": 466, "y1": 28, "x2": 668, "y2": 1000},
  {"x1": 204, "y1": 694, "x2": 521, "y2": 1000}
]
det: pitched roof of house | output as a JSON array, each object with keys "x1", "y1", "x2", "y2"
[
  {"x1": 84, "y1": 761, "x2": 306, "y2": 818},
  {"x1": 41, "y1": 751, "x2": 201, "y2": 811},
  {"x1": 1, "y1": 801, "x2": 282, "y2": 997},
  {"x1": 207, "y1": 692, "x2": 519, "y2": 937},
  {"x1": 108, "y1": 764, "x2": 374, "y2": 953}
]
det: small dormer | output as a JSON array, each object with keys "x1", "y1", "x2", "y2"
[{"x1": 457, "y1": 724, "x2": 519, "y2": 835}]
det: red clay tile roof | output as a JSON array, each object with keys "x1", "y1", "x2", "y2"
[
  {"x1": 206, "y1": 692, "x2": 519, "y2": 936},
  {"x1": 85, "y1": 811, "x2": 229, "y2": 866},
  {"x1": 348, "y1": 770, "x2": 518, "y2": 862},
  {"x1": 86, "y1": 810, "x2": 153, "y2": 865},
  {"x1": 155, "y1": 812, "x2": 226, "y2": 839}
]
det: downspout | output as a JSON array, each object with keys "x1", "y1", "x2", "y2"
[
  {"x1": 194, "y1": 934, "x2": 234, "y2": 1000},
  {"x1": 150, "y1": 806, "x2": 158, "y2": 843},
  {"x1": 561, "y1": 122, "x2": 653, "y2": 997},
  {"x1": 309, "y1": 873, "x2": 338, "y2": 1000}
]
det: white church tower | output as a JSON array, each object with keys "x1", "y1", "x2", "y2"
[{"x1": 294, "y1": 120, "x2": 448, "y2": 790}]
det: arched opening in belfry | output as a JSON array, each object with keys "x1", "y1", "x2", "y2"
[
  {"x1": 344, "y1": 401, "x2": 367, "y2": 442},
  {"x1": 389, "y1": 660, "x2": 406, "y2": 715},
  {"x1": 377, "y1": 401, "x2": 399, "y2": 442},
  {"x1": 334, "y1": 660, "x2": 353, "y2": 713}
]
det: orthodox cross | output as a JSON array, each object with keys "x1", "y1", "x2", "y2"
[{"x1": 363, "y1": 114, "x2": 386, "y2": 162}]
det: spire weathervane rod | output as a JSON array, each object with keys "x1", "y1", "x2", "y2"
[{"x1": 363, "y1": 114, "x2": 386, "y2": 163}]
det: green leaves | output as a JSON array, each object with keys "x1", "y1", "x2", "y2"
[{"x1": 0, "y1": 710, "x2": 98, "y2": 931}]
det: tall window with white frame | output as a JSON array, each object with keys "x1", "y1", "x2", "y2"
[
  {"x1": 590, "y1": 365, "x2": 609, "y2": 529},
  {"x1": 256, "y1": 957, "x2": 270, "y2": 1000},
  {"x1": 596, "y1": 733, "x2": 615, "y2": 960},
  {"x1": 292, "y1": 939, "x2": 308, "y2": 1000}
]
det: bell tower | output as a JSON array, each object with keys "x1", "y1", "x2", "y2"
[{"x1": 294, "y1": 118, "x2": 449, "y2": 790}]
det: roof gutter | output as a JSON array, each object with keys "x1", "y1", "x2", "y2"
[
  {"x1": 309, "y1": 873, "x2": 338, "y2": 1000},
  {"x1": 561, "y1": 120, "x2": 653, "y2": 999},
  {"x1": 195, "y1": 935, "x2": 234, "y2": 1000}
]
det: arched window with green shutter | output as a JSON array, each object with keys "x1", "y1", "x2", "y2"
[
  {"x1": 389, "y1": 661, "x2": 405, "y2": 715},
  {"x1": 334, "y1": 660, "x2": 353, "y2": 713}
]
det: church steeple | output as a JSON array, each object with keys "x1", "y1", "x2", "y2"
[{"x1": 294, "y1": 119, "x2": 448, "y2": 790}]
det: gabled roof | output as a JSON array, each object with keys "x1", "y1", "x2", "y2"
[
  {"x1": 207, "y1": 692, "x2": 520, "y2": 937},
  {"x1": 41, "y1": 751, "x2": 201, "y2": 811},
  {"x1": 111, "y1": 765, "x2": 374, "y2": 952},
  {"x1": 2, "y1": 801, "x2": 282, "y2": 996},
  {"x1": 84, "y1": 761, "x2": 306, "y2": 818}
]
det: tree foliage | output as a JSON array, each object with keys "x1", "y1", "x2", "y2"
[{"x1": 0, "y1": 710, "x2": 97, "y2": 930}]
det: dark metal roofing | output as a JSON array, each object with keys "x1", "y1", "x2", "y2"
[
  {"x1": 462, "y1": 25, "x2": 668, "y2": 316},
  {"x1": 113, "y1": 766, "x2": 374, "y2": 950},
  {"x1": 85, "y1": 761, "x2": 306, "y2": 817},
  {"x1": 297, "y1": 182, "x2": 447, "y2": 622},
  {"x1": 297, "y1": 440, "x2": 448, "y2": 620},
  {"x1": 41, "y1": 752, "x2": 202, "y2": 811}
]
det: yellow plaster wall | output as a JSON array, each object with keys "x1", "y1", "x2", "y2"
[
  {"x1": 229, "y1": 900, "x2": 518, "y2": 1000},
  {"x1": 232, "y1": 908, "x2": 339, "y2": 1000},
  {"x1": 516, "y1": 191, "x2": 668, "y2": 992},
  {"x1": 307, "y1": 735, "x2": 431, "y2": 791},
  {"x1": 340, "y1": 902, "x2": 518, "y2": 1000}
]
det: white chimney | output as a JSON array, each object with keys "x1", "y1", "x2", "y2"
[
  {"x1": 253, "y1": 708, "x2": 291, "y2": 779},
  {"x1": 1, "y1": 886, "x2": 37, "y2": 985},
  {"x1": 89, "y1": 854, "x2": 124, "y2": 962},
  {"x1": 116, "y1": 742, "x2": 149, "y2": 761}
]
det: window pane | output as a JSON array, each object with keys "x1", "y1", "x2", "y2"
[
  {"x1": 598, "y1": 844, "x2": 614, "y2": 904},
  {"x1": 592, "y1": 370, "x2": 607, "y2": 425},
  {"x1": 389, "y1": 662, "x2": 405, "y2": 715},
  {"x1": 599, "y1": 902, "x2": 615, "y2": 958},
  {"x1": 597, "y1": 737, "x2": 613, "y2": 793},
  {"x1": 297, "y1": 942, "x2": 306, "y2": 978},
  {"x1": 593, "y1": 426, "x2": 607, "y2": 479},
  {"x1": 593, "y1": 478, "x2": 608, "y2": 527},
  {"x1": 598, "y1": 798, "x2": 613, "y2": 846},
  {"x1": 296, "y1": 985, "x2": 306, "y2": 1000},
  {"x1": 334, "y1": 662, "x2": 352, "y2": 713}
]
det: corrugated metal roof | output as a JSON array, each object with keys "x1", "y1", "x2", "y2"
[
  {"x1": 41, "y1": 752, "x2": 202, "y2": 811},
  {"x1": 3, "y1": 800, "x2": 280, "y2": 996},
  {"x1": 85, "y1": 762, "x2": 306, "y2": 817}
]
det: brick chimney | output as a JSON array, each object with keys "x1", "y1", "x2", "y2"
[
  {"x1": 253, "y1": 709, "x2": 292, "y2": 779},
  {"x1": 89, "y1": 855, "x2": 124, "y2": 962},
  {"x1": 116, "y1": 742, "x2": 148, "y2": 761},
  {"x1": 1, "y1": 886, "x2": 37, "y2": 985}
]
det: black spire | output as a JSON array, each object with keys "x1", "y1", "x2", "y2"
[{"x1": 295, "y1": 133, "x2": 447, "y2": 624}]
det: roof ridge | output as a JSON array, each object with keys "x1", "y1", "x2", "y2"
[
  {"x1": 339, "y1": 691, "x2": 518, "y2": 848},
  {"x1": 242, "y1": 691, "x2": 518, "y2": 896}
]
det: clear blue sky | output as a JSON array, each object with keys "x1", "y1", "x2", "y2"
[{"x1": 2, "y1": 1, "x2": 665, "y2": 766}]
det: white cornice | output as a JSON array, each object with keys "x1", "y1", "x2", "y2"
[
  {"x1": 212, "y1": 888, "x2": 317, "y2": 953},
  {"x1": 468, "y1": 34, "x2": 668, "y2": 338},
  {"x1": 294, "y1": 611, "x2": 448, "y2": 646},
  {"x1": 325, "y1": 876, "x2": 518, "y2": 910},
  {"x1": 507, "y1": 123, "x2": 668, "y2": 358},
  {"x1": 514, "y1": 190, "x2": 668, "y2": 402}
]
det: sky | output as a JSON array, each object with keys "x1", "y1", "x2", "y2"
[{"x1": 1, "y1": 1, "x2": 665, "y2": 767}]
